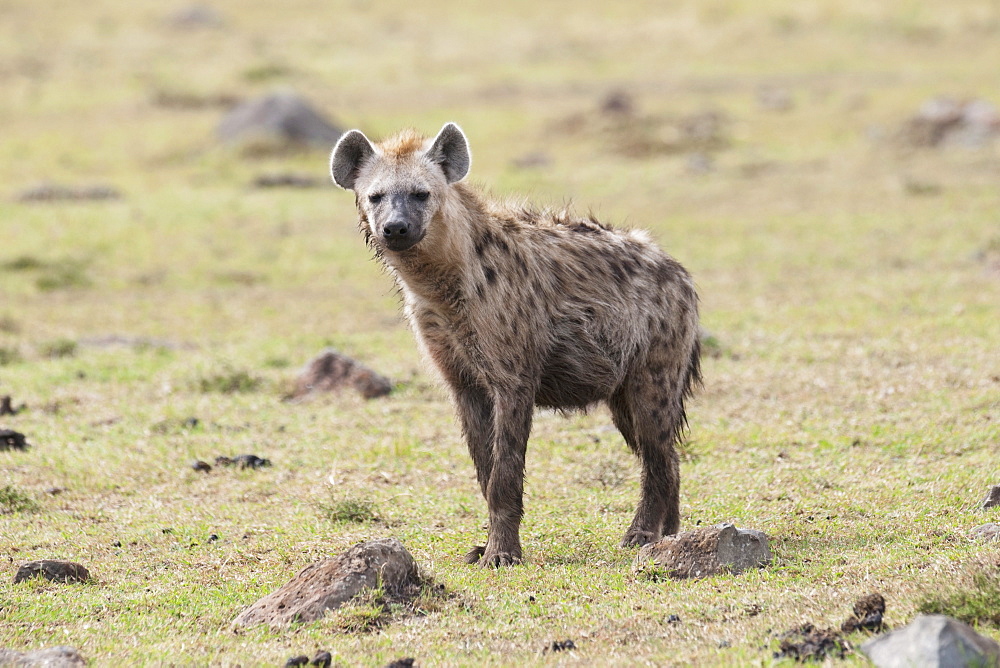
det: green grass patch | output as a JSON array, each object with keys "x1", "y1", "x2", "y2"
[
  {"x1": 39, "y1": 338, "x2": 78, "y2": 359},
  {"x1": 0, "y1": 485, "x2": 39, "y2": 514},
  {"x1": 918, "y1": 565, "x2": 1000, "y2": 627},
  {"x1": 318, "y1": 497, "x2": 381, "y2": 524},
  {"x1": 0, "y1": 346, "x2": 23, "y2": 366},
  {"x1": 35, "y1": 259, "x2": 92, "y2": 291},
  {"x1": 194, "y1": 366, "x2": 264, "y2": 394}
]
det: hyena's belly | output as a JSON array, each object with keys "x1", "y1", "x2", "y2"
[{"x1": 535, "y1": 335, "x2": 622, "y2": 409}]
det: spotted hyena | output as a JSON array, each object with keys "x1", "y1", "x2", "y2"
[{"x1": 330, "y1": 123, "x2": 701, "y2": 567}]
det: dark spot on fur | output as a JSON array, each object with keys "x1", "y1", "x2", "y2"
[
  {"x1": 484, "y1": 265, "x2": 497, "y2": 284},
  {"x1": 569, "y1": 222, "x2": 600, "y2": 234},
  {"x1": 513, "y1": 252, "x2": 528, "y2": 276},
  {"x1": 476, "y1": 283, "x2": 485, "y2": 299},
  {"x1": 608, "y1": 259, "x2": 626, "y2": 282}
]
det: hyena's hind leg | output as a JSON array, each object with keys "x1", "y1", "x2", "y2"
[{"x1": 610, "y1": 342, "x2": 699, "y2": 547}]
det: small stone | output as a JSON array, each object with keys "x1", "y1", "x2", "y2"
[
  {"x1": 970, "y1": 523, "x2": 1000, "y2": 541},
  {"x1": 13, "y1": 560, "x2": 91, "y2": 584},
  {"x1": 511, "y1": 152, "x2": 551, "y2": 169},
  {"x1": 384, "y1": 660, "x2": 415, "y2": 668},
  {"x1": 208, "y1": 534, "x2": 219, "y2": 542},
  {"x1": 0, "y1": 645, "x2": 86, "y2": 666},
  {"x1": 252, "y1": 173, "x2": 325, "y2": 189},
  {"x1": 841, "y1": 593, "x2": 886, "y2": 633},
  {"x1": 545, "y1": 640, "x2": 576, "y2": 653},
  {"x1": 667, "y1": 614, "x2": 681, "y2": 624},
  {"x1": 774, "y1": 624, "x2": 849, "y2": 662},
  {"x1": 215, "y1": 454, "x2": 270, "y2": 469},
  {"x1": 191, "y1": 460, "x2": 212, "y2": 473},
  {"x1": 285, "y1": 656, "x2": 309, "y2": 667},
  {"x1": 290, "y1": 349, "x2": 392, "y2": 400},
  {"x1": 862, "y1": 614, "x2": 1000, "y2": 667},
  {"x1": 601, "y1": 90, "x2": 635, "y2": 116},
  {"x1": 0, "y1": 395, "x2": 25, "y2": 416},
  {"x1": 311, "y1": 650, "x2": 332, "y2": 667},
  {"x1": 44, "y1": 487, "x2": 64, "y2": 495},
  {"x1": 981, "y1": 485, "x2": 1000, "y2": 509},
  {"x1": 636, "y1": 523, "x2": 772, "y2": 579},
  {"x1": 168, "y1": 5, "x2": 224, "y2": 29},
  {"x1": 0, "y1": 429, "x2": 30, "y2": 451},
  {"x1": 231, "y1": 538, "x2": 419, "y2": 628}
]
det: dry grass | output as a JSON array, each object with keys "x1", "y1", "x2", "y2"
[{"x1": 1, "y1": 0, "x2": 999, "y2": 665}]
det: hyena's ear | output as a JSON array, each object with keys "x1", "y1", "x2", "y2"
[
  {"x1": 426, "y1": 123, "x2": 471, "y2": 184},
  {"x1": 330, "y1": 130, "x2": 376, "y2": 190}
]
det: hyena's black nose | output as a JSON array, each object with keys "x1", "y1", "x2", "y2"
[{"x1": 383, "y1": 221, "x2": 409, "y2": 239}]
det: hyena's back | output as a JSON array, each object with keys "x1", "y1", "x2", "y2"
[{"x1": 451, "y1": 205, "x2": 699, "y2": 413}]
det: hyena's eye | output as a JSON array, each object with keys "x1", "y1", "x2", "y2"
[
  {"x1": 368, "y1": 193, "x2": 384, "y2": 204},
  {"x1": 411, "y1": 191, "x2": 430, "y2": 202}
]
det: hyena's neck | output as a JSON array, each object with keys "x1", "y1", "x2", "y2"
[{"x1": 386, "y1": 183, "x2": 485, "y2": 312}]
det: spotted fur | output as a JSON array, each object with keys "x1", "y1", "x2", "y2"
[{"x1": 330, "y1": 123, "x2": 701, "y2": 567}]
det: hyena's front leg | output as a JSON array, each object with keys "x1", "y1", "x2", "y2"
[
  {"x1": 453, "y1": 382, "x2": 497, "y2": 564},
  {"x1": 474, "y1": 393, "x2": 533, "y2": 567}
]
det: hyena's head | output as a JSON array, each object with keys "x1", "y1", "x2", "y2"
[{"x1": 330, "y1": 123, "x2": 471, "y2": 253}]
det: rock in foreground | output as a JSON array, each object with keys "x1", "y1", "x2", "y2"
[
  {"x1": 291, "y1": 349, "x2": 392, "y2": 400},
  {"x1": 0, "y1": 646, "x2": 86, "y2": 667},
  {"x1": 232, "y1": 538, "x2": 418, "y2": 628},
  {"x1": 636, "y1": 523, "x2": 771, "y2": 579},
  {"x1": 862, "y1": 615, "x2": 1000, "y2": 668},
  {"x1": 13, "y1": 560, "x2": 91, "y2": 584}
]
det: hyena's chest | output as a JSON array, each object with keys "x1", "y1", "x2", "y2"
[{"x1": 406, "y1": 297, "x2": 485, "y2": 386}]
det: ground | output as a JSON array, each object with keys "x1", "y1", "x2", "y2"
[{"x1": 1, "y1": 0, "x2": 999, "y2": 665}]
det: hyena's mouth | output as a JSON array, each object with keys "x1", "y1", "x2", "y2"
[{"x1": 381, "y1": 230, "x2": 425, "y2": 252}]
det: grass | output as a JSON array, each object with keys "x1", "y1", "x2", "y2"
[
  {"x1": 918, "y1": 562, "x2": 1000, "y2": 627},
  {"x1": 1, "y1": 0, "x2": 999, "y2": 665},
  {"x1": 0, "y1": 485, "x2": 39, "y2": 514},
  {"x1": 319, "y1": 497, "x2": 381, "y2": 524},
  {"x1": 194, "y1": 365, "x2": 265, "y2": 394}
]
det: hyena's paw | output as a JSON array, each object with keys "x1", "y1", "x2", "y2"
[
  {"x1": 478, "y1": 547, "x2": 522, "y2": 568},
  {"x1": 620, "y1": 528, "x2": 660, "y2": 548},
  {"x1": 463, "y1": 545, "x2": 486, "y2": 565}
]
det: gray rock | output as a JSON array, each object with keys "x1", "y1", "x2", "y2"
[
  {"x1": 290, "y1": 349, "x2": 392, "y2": 400},
  {"x1": 217, "y1": 92, "x2": 342, "y2": 150},
  {"x1": 231, "y1": 537, "x2": 419, "y2": 628},
  {"x1": 0, "y1": 646, "x2": 86, "y2": 667},
  {"x1": 13, "y1": 560, "x2": 91, "y2": 584},
  {"x1": 636, "y1": 523, "x2": 771, "y2": 579},
  {"x1": 971, "y1": 523, "x2": 1000, "y2": 541},
  {"x1": 862, "y1": 615, "x2": 1000, "y2": 668},
  {"x1": 981, "y1": 485, "x2": 1000, "y2": 509}
]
